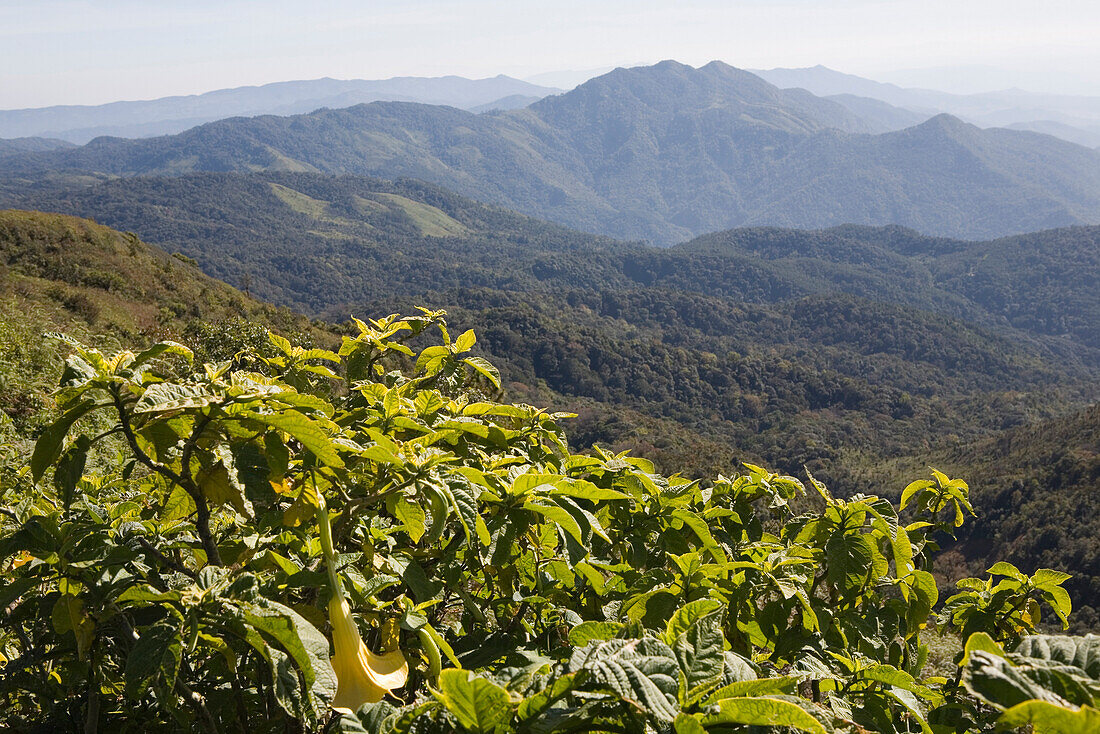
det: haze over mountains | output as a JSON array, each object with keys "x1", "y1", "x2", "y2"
[
  {"x1": 753, "y1": 65, "x2": 1100, "y2": 148},
  {"x1": 0, "y1": 75, "x2": 561, "y2": 143},
  {"x1": 4, "y1": 60, "x2": 1100, "y2": 244}
]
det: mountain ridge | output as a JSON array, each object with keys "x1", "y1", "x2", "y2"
[
  {"x1": 752, "y1": 64, "x2": 1100, "y2": 147},
  {"x1": 0, "y1": 74, "x2": 562, "y2": 143},
  {"x1": 4, "y1": 61, "x2": 1100, "y2": 244}
]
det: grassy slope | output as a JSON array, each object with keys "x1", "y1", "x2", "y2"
[{"x1": 0, "y1": 209, "x2": 326, "y2": 441}]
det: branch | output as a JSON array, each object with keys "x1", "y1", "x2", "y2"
[
  {"x1": 111, "y1": 389, "x2": 187, "y2": 489},
  {"x1": 137, "y1": 537, "x2": 198, "y2": 580},
  {"x1": 111, "y1": 388, "x2": 223, "y2": 566}
]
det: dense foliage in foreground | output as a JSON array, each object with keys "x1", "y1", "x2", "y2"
[{"x1": 1, "y1": 312, "x2": 1095, "y2": 733}]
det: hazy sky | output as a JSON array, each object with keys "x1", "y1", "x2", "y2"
[{"x1": 3, "y1": 0, "x2": 1100, "y2": 108}]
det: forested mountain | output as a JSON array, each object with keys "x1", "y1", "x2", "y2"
[
  {"x1": 14, "y1": 171, "x2": 1099, "y2": 492},
  {"x1": 0, "y1": 136, "x2": 75, "y2": 154},
  {"x1": 22, "y1": 171, "x2": 1100, "y2": 355},
  {"x1": 819, "y1": 93, "x2": 930, "y2": 132},
  {"x1": 0, "y1": 74, "x2": 560, "y2": 143},
  {"x1": 5, "y1": 61, "x2": 1100, "y2": 243}
]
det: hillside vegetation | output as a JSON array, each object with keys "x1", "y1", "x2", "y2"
[
  {"x1": 0, "y1": 209, "x2": 325, "y2": 441},
  {"x1": 1, "y1": 211, "x2": 1098, "y2": 732},
  {"x1": 3, "y1": 202, "x2": 1098, "y2": 628},
  {"x1": 4, "y1": 62, "x2": 1100, "y2": 243}
]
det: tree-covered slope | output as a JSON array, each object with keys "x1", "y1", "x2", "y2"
[
  {"x1": 872, "y1": 403, "x2": 1100, "y2": 628},
  {"x1": 16, "y1": 172, "x2": 1098, "y2": 477},
  {"x1": 2, "y1": 208, "x2": 1098, "y2": 638},
  {"x1": 0, "y1": 136, "x2": 76, "y2": 154},
  {"x1": 4, "y1": 62, "x2": 1100, "y2": 243},
  {"x1": 21, "y1": 172, "x2": 1100, "y2": 359}
]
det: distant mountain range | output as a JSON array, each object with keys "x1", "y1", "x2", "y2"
[
  {"x1": 0, "y1": 75, "x2": 561, "y2": 143},
  {"x1": 752, "y1": 65, "x2": 1100, "y2": 148},
  {"x1": 4, "y1": 61, "x2": 1100, "y2": 244},
  {"x1": 0, "y1": 136, "x2": 75, "y2": 154}
]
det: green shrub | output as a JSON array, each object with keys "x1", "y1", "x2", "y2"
[{"x1": 0, "y1": 312, "x2": 1085, "y2": 733}]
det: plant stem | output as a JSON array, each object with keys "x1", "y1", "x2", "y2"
[{"x1": 314, "y1": 478, "x2": 343, "y2": 599}]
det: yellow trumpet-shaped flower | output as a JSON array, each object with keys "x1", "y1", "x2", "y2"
[
  {"x1": 313, "y1": 479, "x2": 408, "y2": 711},
  {"x1": 328, "y1": 596, "x2": 409, "y2": 709}
]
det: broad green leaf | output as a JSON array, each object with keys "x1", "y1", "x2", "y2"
[
  {"x1": 134, "y1": 383, "x2": 219, "y2": 414},
  {"x1": 235, "y1": 598, "x2": 337, "y2": 716},
  {"x1": 664, "y1": 599, "x2": 723, "y2": 645},
  {"x1": 125, "y1": 622, "x2": 182, "y2": 699},
  {"x1": 392, "y1": 496, "x2": 427, "y2": 543},
  {"x1": 673, "y1": 713, "x2": 707, "y2": 734},
  {"x1": 705, "y1": 676, "x2": 802, "y2": 703},
  {"x1": 454, "y1": 329, "x2": 476, "y2": 353},
  {"x1": 242, "y1": 410, "x2": 344, "y2": 467},
  {"x1": 569, "y1": 637, "x2": 680, "y2": 722},
  {"x1": 525, "y1": 498, "x2": 583, "y2": 543},
  {"x1": 549, "y1": 479, "x2": 629, "y2": 502},
  {"x1": 443, "y1": 478, "x2": 490, "y2": 547},
  {"x1": 672, "y1": 610, "x2": 726, "y2": 706},
  {"x1": 998, "y1": 701, "x2": 1100, "y2": 733},
  {"x1": 963, "y1": 650, "x2": 1077, "y2": 710},
  {"x1": 988, "y1": 561, "x2": 1027, "y2": 582},
  {"x1": 825, "y1": 531, "x2": 876, "y2": 594},
  {"x1": 1033, "y1": 569, "x2": 1073, "y2": 591},
  {"x1": 961, "y1": 632, "x2": 1006, "y2": 665},
  {"x1": 569, "y1": 621, "x2": 623, "y2": 647},
  {"x1": 900, "y1": 480, "x2": 933, "y2": 510},
  {"x1": 855, "y1": 664, "x2": 937, "y2": 700},
  {"x1": 516, "y1": 674, "x2": 577, "y2": 722},
  {"x1": 670, "y1": 508, "x2": 726, "y2": 562},
  {"x1": 1015, "y1": 635, "x2": 1100, "y2": 680},
  {"x1": 434, "y1": 669, "x2": 511, "y2": 733},
  {"x1": 701, "y1": 697, "x2": 827, "y2": 734},
  {"x1": 463, "y1": 356, "x2": 500, "y2": 388},
  {"x1": 31, "y1": 399, "x2": 96, "y2": 482},
  {"x1": 53, "y1": 434, "x2": 90, "y2": 508},
  {"x1": 132, "y1": 341, "x2": 193, "y2": 369},
  {"x1": 198, "y1": 459, "x2": 253, "y2": 518}
]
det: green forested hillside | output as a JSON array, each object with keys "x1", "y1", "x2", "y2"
[
  {"x1": 2, "y1": 211, "x2": 1099, "y2": 733},
  {"x1": 6, "y1": 175, "x2": 1100, "y2": 619},
  {"x1": 0, "y1": 136, "x2": 76, "y2": 154},
  {"x1": 20, "y1": 171, "x2": 1100, "y2": 357},
  {"x1": 4, "y1": 61, "x2": 1100, "y2": 242},
  {"x1": 872, "y1": 404, "x2": 1100, "y2": 627}
]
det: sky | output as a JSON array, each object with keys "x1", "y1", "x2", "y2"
[{"x1": 2, "y1": 0, "x2": 1100, "y2": 109}]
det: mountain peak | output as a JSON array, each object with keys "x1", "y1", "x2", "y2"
[
  {"x1": 917, "y1": 112, "x2": 974, "y2": 134},
  {"x1": 528, "y1": 59, "x2": 870, "y2": 138}
]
